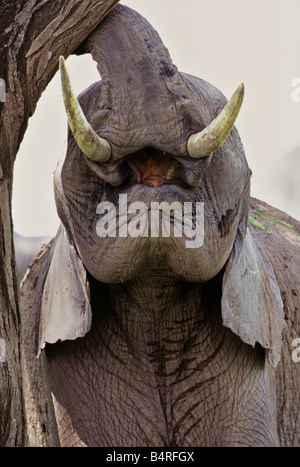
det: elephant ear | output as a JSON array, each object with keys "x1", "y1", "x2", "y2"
[
  {"x1": 38, "y1": 225, "x2": 92, "y2": 354},
  {"x1": 221, "y1": 222, "x2": 286, "y2": 367}
]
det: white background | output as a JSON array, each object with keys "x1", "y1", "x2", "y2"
[{"x1": 12, "y1": 0, "x2": 300, "y2": 238}]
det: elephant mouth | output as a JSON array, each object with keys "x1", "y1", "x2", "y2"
[
  {"x1": 85, "y1": 146, "x2": 211, "y2": 190},
  {"x1": 84, "y1": 146, "x2": 194, "y2": 190},
  {"x1": 125, "y1": 149, "x2": 182, "y2": 188}
]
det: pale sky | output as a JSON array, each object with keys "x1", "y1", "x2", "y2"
[{"x1": 12, "y1": 0, "x2": 300, "y2": 238}]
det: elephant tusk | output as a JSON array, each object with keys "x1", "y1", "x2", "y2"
[
  {"x1": 187, "y1": 83, "x2": 244, "y2": 159},
  {"x1": 59, "y1": 56, "x2": 111, "y2": 163}
]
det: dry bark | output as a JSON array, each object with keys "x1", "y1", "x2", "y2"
[{"x1": 0, "y1": 0, "x2": 120, "y2": 447}]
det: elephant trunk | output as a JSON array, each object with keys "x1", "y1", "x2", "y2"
[
  {"x1": 73, "y1": 4, "x2": 202, "y2": 159},
  {"x1": 63, "y1": 4, "x2": 244, "y2": 163}
]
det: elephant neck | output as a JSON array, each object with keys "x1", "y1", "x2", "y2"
[
  {"x1": 111, "y1": 276, "x2": 201, "y2": 347},
  {"x1": 90, "y1": 271, "x2": 225, "y2": 361}
]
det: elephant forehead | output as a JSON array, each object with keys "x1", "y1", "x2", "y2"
[{"x1": 78, "y1": 82, "x2": 203, "y2": 159}]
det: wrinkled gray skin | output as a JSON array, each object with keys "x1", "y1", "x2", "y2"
[{"x1": 21, "y1": 5, "x2": 300, "y2": 447}]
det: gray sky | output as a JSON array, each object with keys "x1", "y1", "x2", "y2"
[{"x1": 13, "y1": 0, "x2": 300, "y2": 237}]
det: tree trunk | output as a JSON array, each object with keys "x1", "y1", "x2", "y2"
[{"x1": 0, "y1": 0, "x2": 120, "y2": 447}]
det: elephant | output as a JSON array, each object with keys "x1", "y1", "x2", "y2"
[{"x1": 20, "y1": 4, "x2": 300, "y2": 447}]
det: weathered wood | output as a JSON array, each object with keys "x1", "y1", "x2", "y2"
[{"x1": 0, "y1": 0, "x2": 120, "y2": 447}]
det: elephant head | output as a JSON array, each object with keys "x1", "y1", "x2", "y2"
[{"x1": 39, "y1": 5, "x2": 285, "y2": 367}]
